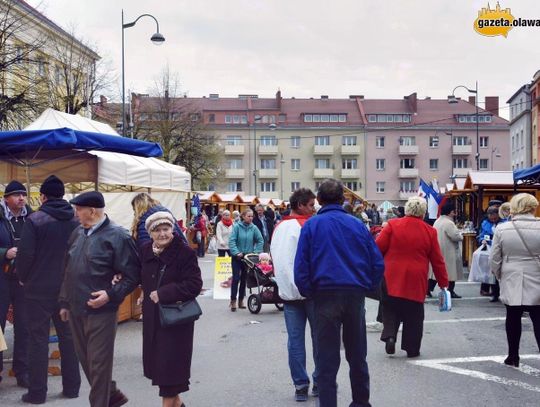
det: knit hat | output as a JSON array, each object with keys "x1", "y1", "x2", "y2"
[
  {"x1": 40, "y1": 175, "x2": 65, "y2": 197},
  {"x1": 145, "y1": 211, "x2": 174, "y2": 232},
  {"x1": 4, "y1": 180, "x2": 27, "y2": 197},
  {"x1": 69, "y1": 191, "x2": 105, "y2": 208},
  {"x1": 259, "y1": 252, "x2": 271, "y2": 261}
]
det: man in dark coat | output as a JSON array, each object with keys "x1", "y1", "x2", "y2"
[
  {"x1": 17, "y1": 175, "x2": 81, "y2": 404},
  {"x1": 253, "y1": 204, "x2": 274, "y2": 252},
  {"x1": 59, "y1": 191, "x2": 140, "y2": 407},
  {"x1": 0, "y1": 180, "x2": 32, "y2": 387}
]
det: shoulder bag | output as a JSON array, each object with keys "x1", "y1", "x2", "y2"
[
  {"x1": 157, "y1": 265, "x2": 202, "y2": 328},
  {"x1": 511, "y1": 220, "x2": 540, "y2": 269}
]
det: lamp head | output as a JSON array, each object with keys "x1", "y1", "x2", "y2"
[
  {"x1": 268, "y1": 123, "x2": 277, "y2": 130},
  {"x1": 447, "y1": 96, "x2": 459, "y2": 104},
  {"x1": 151, "y1": 32, "x2": 165, "y2": 45}
]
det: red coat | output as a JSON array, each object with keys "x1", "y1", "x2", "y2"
[{"x1": 376, "y1": 216, "x2": 448, "y2": 303}]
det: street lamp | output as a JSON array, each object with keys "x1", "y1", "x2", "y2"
[
  {"x1": 252, "y1": 115, "x2": 262, "y2": 195},
  {"x1": 491, "y1": 147, "x2": 501, "y2": 170},
  {"x1": 280, "y1": 153, "x2": 286, "y2": 200},
  {"x1": 448, "y1": 81, "x2": 479, "y2": 170},
  {"x1": 122, "y1": 10, "x2": 165, "y2": 137}
]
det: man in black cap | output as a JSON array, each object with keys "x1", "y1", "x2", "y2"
[
  {"x1": 17, "y1": 175, "x2": 81, "y2": 404},
  {"x1": 59, "y1": 191, "x2": 140, "y2": 407},
  {"x1": 0, "y1": 180, "x2": 32, "y2": 387}
]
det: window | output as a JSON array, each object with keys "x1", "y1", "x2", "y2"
[
  {"x1": 429, "y1": 136, "x2": 439, "y2": 148},
  {"x1": 400, "y1": 158, "x2": 415, "y2": 169},
  {"x1": 290, "y1": 136, "x2": 300, "y2": 148},
  {"x1": 232, "y1": 115, "x2": 240, "y2": 124},
  {"x1": 485, "y1": 116, "x2": 492, "y2": 123},
  {"x1": 342, "y1": 136, "x2": 357, "y2": 146},
  {"x1": 312, "y1": 114, "x2": 320, "y2": 122},
  {"x1": 394, "y1": 115, "x2": 403, "y2": 123},
  {"x1": 480, "y1": 136, "x2": 489, "y2": 148},
  {"x1": 377, "y1": 114, "x2": 387, "y2": 123},
  {"x1": 208, "y1": 114, "x2": 215, "y2": 123},
  {"x1": 402, "y1": 115, "x2": 411, "y2": 123},
  {"x1": 429, "y1": 159, "x2": 439, "y2": 170},
  {"x1": 376, "y1": 182, "x2": 385, "y2": 193},
  {"x1": 339, "y1": 114, "x2": 347, "y2": 122},
  {"x1": 291, "y1": 182, "x2": 300, "y2": 192},
  {"x1": 321, "y1": 114, "x2": 329, "y2": 122},
  {"x1": 37, "y1": 59, "x2": 45, "y2": 76},
  {"x1": 400, "y1": 136, "x2": 416, "y2": 146},
  {"x1": 291, "y1": 159, "x2": 300, "y2": 170},
  {"x1": 400, "y1": 181, "x2": 416, "y2": 192},
  {"x1": 344, "y1": 182, "x2": 358, "y2": 190},
  {"x1": 190, "y1": 113, "x2": 200, "y2": 122},
  {"x1": 453, "y1": 136, "x2": 469, "y2": 146},
  {"x1": 240, "y1": 115, "x2": 247, "y2": 124},
  {"x1": 279, "y1": 114, "x2": 287, "y2": 122},
  {"x1": 260, "y1": 136, "x2": 277, "y2": 146},
  {"x1": 54, "y1": 66, "x2": 62, "y2": 82},
  {"x1": 315, "y1": 136, "x2": 330, "y2": 146},
  {"x1": 376, "y1": 159, "x2": 385, "y2": 171},
  {"x1": 453, "y1": 158, "x2": 468, "y2": 169},
  {"x1": 376, "y1": 136, "x2": 385, "y2": 148},
  {"x1": 342, "y1": 159, "x2": 357, "y2": 169},
  {"x1": 225, "y1": 115, "x2": 232, "y2": 124},
  {"x1": 330, "y1": 114, "x2": 338, "y2": 122},
  {"x1": 315, "y1": 159, "x2": 330, "y2": 169},
  {"x1": 260, "y1": 182, "x2": 276, "y2": 192},
  {"x1": 226, "y1": 136, "x2": 242, "y2": 145},
  {"x1": 227, "y1": 159, "x2": 243, "y2": 169},
  {"x1": 227, "y1": 182, "x2": 242, "y2": 192},
  {"x1": 479, "y1": 159, "x2": 489, "y2": 170},
  {"x1": 368, "y1": 115, "x2": 377, "y2": 122},
  {"x1": 260, "y1": 159, "x2": 276, "y2": 169}
]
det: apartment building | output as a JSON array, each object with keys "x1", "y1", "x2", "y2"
[
  {"x1": 131, "y1": 91, "x2": 510, "y2": 204},
  {"x1": 530, "y1": 70, "x2": 540, "y2": 166},
  {"x1": 506, "y1": 84, "x2": 532, "y2": 170}
]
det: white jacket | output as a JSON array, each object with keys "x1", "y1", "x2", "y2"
[
  {"x1": 270, "y1": 216, "x2": 309, "y2": 301},
  {"x1": 215, "y1": 221, "x2": 233, "y2": 250}
]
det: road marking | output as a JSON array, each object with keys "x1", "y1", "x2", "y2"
[
  {"x1": 424, "y1": 317, "x2": 505, "y2": 324},
  {"x1": 410, "y1": 355, "x2": 540, "y2": 393},
  {"x1": 425, "y1": 296, "x2": 489, "y2": 301}
]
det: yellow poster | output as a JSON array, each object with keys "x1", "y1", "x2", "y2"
[{"x1": 213, "y1": 256, "x2": 233, "y2": 300}]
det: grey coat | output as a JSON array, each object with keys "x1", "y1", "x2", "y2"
[
  {"x1": 430, "y1": 215, "x2": 464, "y2": 281},
  {"x1": 490, "y1": 214, "x2": 540, "y2": 306}
]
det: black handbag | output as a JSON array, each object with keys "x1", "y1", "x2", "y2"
[{"x1": 157, "y1": 265, "x2": 202, "y2": 328}]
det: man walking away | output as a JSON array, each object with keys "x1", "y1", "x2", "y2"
[
  {"x1": 294, "y1": 179, "x2": 385, "y2": 407},
  {"x1": 253, "y1": 204, "x2": 274, "y2": 252},
  {"x1": 59, "y1": 191, "x2": 140, "y2": 407},
  {"x1": 17, "y1": 175, "x2": 81, "y2": 404}
]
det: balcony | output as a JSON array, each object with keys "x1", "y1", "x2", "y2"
[
  {"x1": 224, "y1": 144, "x2": 245, "y2": 155},
  {"x1": 341, "y1": 145, "x2": 361, "y2": 155},
  {"x1": 313, "y1": 145, "x2": 334, "y2": 155},
  {"x1": 258, "y1": 168, "x2": 278, "y2": 179},
  {"x1": 258, "y1": 145, "x2": 279, "y2": 155},
  {"x1": 452, "y1": 145, "x2": 473, "y2": 155},
  {"x1": 398, "y1": 168, "x2": 419, "y2": 178},
  {"x1": 398, "y1": 145, "x2": 419, "y2": 155},
  {"x1": 313, "y1": 168, "x2": 334, "y2": 178},
  {"x1": 225, "y1": 169, "x2": 245, "y2": 179},
  {"x1": 453, "y1": 167, "x2": 472, "y2": 177},
  {"x1": 399, "y1": 191, "x2": 418, "y2": 200},
  {"x1": 340, "y1": 169, "x2": 361, "y2": 179}
]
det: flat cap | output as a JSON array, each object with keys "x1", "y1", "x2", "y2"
[
  {"x1": 69, "y1": 191, "x2": 105, "y2": 208},
  {"x1": 4, "y1": 180, "x2": 27, "y2": 197}
]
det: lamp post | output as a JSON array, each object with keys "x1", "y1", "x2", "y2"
[
  {"x1": 280, "y1": 153, "x2": 286, "y2": 200},
  {"x1": 122, "y1": 10, "x2": 165, "y2": 138},
  {"x1": 252, "y1": 115, "x2": 262, "y2": 195},
  {"x1": 491, "y1": 147, "x2": 501, "y2": 170},
  {"x1": 448, "y1": 81, "x2": 479, "y2": 170}
]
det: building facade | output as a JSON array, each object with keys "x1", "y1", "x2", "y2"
[
  {"x1": 131, "y1": 91, "x2": 510, "y2": 204},
  {"x1": 506, "y1": 84, "x2": 532, "y2": 170},
  {"x1": 530, "y1": 70, "x2": 540, "y2": 166}
]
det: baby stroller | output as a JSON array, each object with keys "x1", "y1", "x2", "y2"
[{"x1": 242, "y1": 253, "x2": 284, "y2": 314}]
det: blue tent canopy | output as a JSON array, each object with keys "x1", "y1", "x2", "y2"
[
  {"x1": 513, "y1": 163, "x2": 540, "y2": 185},
  {"x1": 0, "y1": 127, "x2": 163, "y2": 158}
]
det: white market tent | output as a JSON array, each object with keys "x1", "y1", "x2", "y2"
[{"x1": 22, "y1": 109, "x2": 191, "y2": 227}]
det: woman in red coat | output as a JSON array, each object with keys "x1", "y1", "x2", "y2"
[
  {"x1": 376, "y1": 197, "x2": 448, "y2": 358},
  {"x1": 141, "y1": 212, "x2": 203, "y2": 407}
]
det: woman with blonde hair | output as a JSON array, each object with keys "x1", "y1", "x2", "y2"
[
  {"x1": 491, "y1": 193, "x2": 540, "y2": 367},
  {"x1": 215, "y1": 210, "x2": 233, "y2": 257},
  {"x1": 376, "y1": 196, "x2": 448, "y2": 357}
]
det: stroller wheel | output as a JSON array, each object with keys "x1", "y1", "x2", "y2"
[
  {"x1": 248, "y1": 294, "x2": 262, "y2": 314},
  {"x1": 275, "y1": 303, "x2": 284, "y2": 311}
]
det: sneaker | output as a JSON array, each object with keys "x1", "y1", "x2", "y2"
[
  {"x1": 311, "y1": 384, "x2": 319, "y2": 397},
  {"x1": 295, "y1": 386, "x2": 309, "y2": 402}
]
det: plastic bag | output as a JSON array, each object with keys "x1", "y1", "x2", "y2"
[
  {"x1": 207, "y1": 236, "x2": 217, "y2": 254},
  {"x1": 468, "y1": 244, "x2": 492, "y2": 284},
  {"x1": 438, "y1": 289, "x2": 452, "y2": 312}
]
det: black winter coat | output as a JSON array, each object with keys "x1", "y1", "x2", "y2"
[
  {"x1": 17, "y1": 199, "x2": 79, "y2": 299},
  {"x1": 140, "y1": 235, "x2": 203, "y2": 387},
  {"x1": 253, "y1": 215, "x2": 274, "y2": 242}
]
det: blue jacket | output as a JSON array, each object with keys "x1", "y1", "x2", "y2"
[
  {"x1": 476, "y1": 218, "x2": 505, "y2": 245},
  {"x1": 136, "y1": 205, "x2": 186, "y2": 248},
  {"x1": 229, "y1": 221, "x2": 264, "y2": 256},
  {"x1": 294, "y1": 204, "x2": 385, "y2": 297}
]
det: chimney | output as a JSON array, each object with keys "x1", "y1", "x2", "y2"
[
  {"x1": 468, "y1": 96, "x2": 476, "y2": 106},
  {"x1": 485, "y1": 96, "x2": 499, "y2": 116},
  {"x1": 164, "y1": 89, "x2": 169, "y2": 99},
  {"x1": 276, "y1": 89, "x2": 282, "y2": 109},
  {"x1": 349, "y1": 95, "x2": 364, "y2": 99},
  {"x1": 209, "y1": 93, "x2": 219, "y2": 99},
  {"x1": 404, "y1": 92, "x2": 417, "y2": 113},
  {"x1": 321, "y1": 95, "x2": 329, "y2": 100}
]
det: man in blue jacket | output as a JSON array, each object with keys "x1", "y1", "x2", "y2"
[{"x1": 294, "y1": 179, "x2": 384, "y2": 407}]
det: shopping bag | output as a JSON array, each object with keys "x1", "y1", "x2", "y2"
[
  {"x1": 207, "y1": 236, "x2": 217, "y2": 254},
  {"x1": 438, "y1": 289, "x2": 452, "y2": 312},
  {"x1": 0, "y1": 327, "x2": 7, "y2": 352},
  {"x1": 468, "y1": 245, "x2": 492, "y2": 284}
]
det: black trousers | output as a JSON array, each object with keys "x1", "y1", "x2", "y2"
[
  {"x1": 26, "y1": 298, "x2": 81, "y2": 399},
  {"x1": 505, "y1": 305, "x2": 540, "y2": 357},
  {"x1": 217, "y1": 249, "x2": 230, "y2": 257},
  {"x1": 381, "y1": 296, "x2": 424, "y2": 354},
  {"x1": 0, "y1": 275, "x2": 28, "y2": 378}
]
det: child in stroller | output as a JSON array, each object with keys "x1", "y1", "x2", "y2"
[
  {"x1": 256, "y1": 252, "x2": 274, "y2": 278},
  {"x1": 242, "y1": 253, "x2": 284, "y2": 313}
]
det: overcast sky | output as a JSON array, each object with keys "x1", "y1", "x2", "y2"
[{"x1": 28, "y1": 0, "x2": 540, "y2": 118}]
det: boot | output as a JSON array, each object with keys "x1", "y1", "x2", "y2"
[
  {"x1": 449, "y1": 281, "x2": 461, "y2": 298},
  {"x1": 238, "y1": 299, "x2": 246, "y2": 309},
  {"x1": 427, "y1": 279, "x2": 437, "y2": 297},
  {"x1": 229, "y1": 300, "x2": 237, "y2": 312}
]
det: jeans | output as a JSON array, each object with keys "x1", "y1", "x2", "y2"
[
  {"x1": 283, "y1": 301, "x2": 319, "y2": 388},
  {"x1": 26, "y1": 298, "x2": 81, "y2": 399},
  {"x1": 218, "y1": 249, "x2": 230, "y2": 257},
  {"x1": 0, "y1": 274, "x2": 28, "y2": 378},
  {"x1": 314, "y1": 290, "x2": 371, "y2": 407},
  {"x1": 230, "y1": 256, "x2": 247, "y2": 301}
]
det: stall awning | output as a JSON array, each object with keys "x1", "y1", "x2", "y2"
[{"x1": 514, "y1": 163, "x2": 540, "y2": 184}]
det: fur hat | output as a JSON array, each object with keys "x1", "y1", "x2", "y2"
[
  {"x1": 4, "y1": 180, "x2": 27, "y2": 197},
  {"x1": 145, "y1": 211, "x2": 175, "y2": 232},
  {"x1": 40, "y1": 175, "x2": 65, "y2": 197}
]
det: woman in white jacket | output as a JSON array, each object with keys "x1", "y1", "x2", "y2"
[
  {"x1": 491, "y1": 193, "x2": 540, "y2": 368},
  {"x1": 215, "y1": 210, "x2": 233, "y2": 256}
]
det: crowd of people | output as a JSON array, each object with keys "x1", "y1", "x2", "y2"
[{"x1": 1, "y1": 175, "x2": 539, "y2": 407}]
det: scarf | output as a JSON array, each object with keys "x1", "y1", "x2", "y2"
[
  {"x1": 152, "y1": 242, "x2": 168, "y2": 256},
  {"x1": 221, "y1": 217, "x2": 233, "y2": 227}
]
